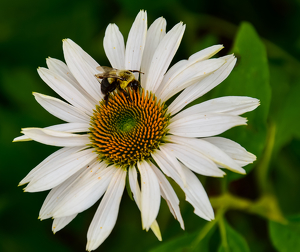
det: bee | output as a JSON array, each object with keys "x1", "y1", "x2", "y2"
[{"x1": 95, "y1": 66, "x2": 142, "y2": 105}]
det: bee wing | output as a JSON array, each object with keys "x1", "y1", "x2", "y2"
[
  {"x1": 95, "y1": 73, "x2": 123, "y2": 80},
  {"x1": 96, "y1": 66, "x2": 117, "y2": 73},
  {"x1": 95, "y1": 66, "x2": 124, "y2": 80}
]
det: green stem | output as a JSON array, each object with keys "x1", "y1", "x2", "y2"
[
  {"x1": 218, "y1": 211, "x2": 229, "y2": 252},
  {"x1": 189, "y1": 192, "x2": 286, "y2": 250},
  {"x1": 210, "y1": 193, "x2": 287, "y2": 224},
  {"x1": 210, "y1": 193, "x2": 252, "y2": 211},
  {"x1": 190, "y1": 208, "x2": 226, "y2": 250},
  {"x1": 221, "y1": 176, "x2": 228, "y2": 193},
  {"x1": 256, "y1": 121, "x2": 276, "y2": 193}
]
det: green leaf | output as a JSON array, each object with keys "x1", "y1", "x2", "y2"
[
  {"x1": 272, "y1": 138, "x2": 300, "y2": 214},
  {"x1": 272, "y1": 81, "x2": 300, "y2": 153},
  {"x1": 266, "y1": 37, "x2": 300, "y2": 153},
  {"x1": 150, "y1": 221, "x2": 217, "y2": 252},
  {"x1": 218, "y1": 219, "x2": 250, "y2": 252},
  {"x1": 269, "y1": 215, "x2": 300, "y2": 252},
  {"x1": 149, "y1": 232, "x2": 197, "y2": 252},
  {"x1": 209, "y1": 22, "x2": 271, "y2": 181}
]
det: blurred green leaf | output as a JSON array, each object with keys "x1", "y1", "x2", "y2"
[
  {"x1": 150, "y1": 221, "x2": 217, "y2": 252},
  {"x1": 218, "y1": 219, "x2": 250, "y2": 252},
  {"x1": 149, "y1": 232, "x2": 197, "y2": 252},
  {"x1": 269, "y1": 215, "x2": 300, "y2": 252},
  {"x1": 0, "y1": 67, "x2": 50, "y2": 111},
  {"x1": 0, "y1": 0, "x2": 98, "y2": 67},
  {"x1": 272, "y1": 81, "x2": 300, "y2": 152},
  {"x1": 191, "y1": 34, "x2": 219, "y2": 55},
  {"x1": 115, "y1": 0, "x2": 177, "y2": 16},
  {"x1": 209, "y1": 22, "x2": 271, "y2": 181},
  {"x1": 273, "y1": 138, "x2": 300, "y2": 215},
  {"x1": 266, "y1": 35, "x2": 300, "y2": 155}
]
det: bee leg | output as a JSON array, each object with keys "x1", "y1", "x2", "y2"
[
  {"x1": 119, "y1": 88, "x2": 132, "y2": 102},
  {"x1": 132, "y1": 84, "x2": 138, "y2": 92},
  {"x1": 128, "y1": 81, "x2": 140, "y2": 92},
  {"x1": 104, "y1": 93, "x2": 110, "y2": 106}
]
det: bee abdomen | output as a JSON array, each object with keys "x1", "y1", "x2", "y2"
[{"x1": 101, "y1": 78, "x2": 117, "y2": 94}]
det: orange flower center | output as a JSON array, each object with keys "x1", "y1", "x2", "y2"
[{"x1": 89, "y1": 88, "x2": 169, "y2": 167}]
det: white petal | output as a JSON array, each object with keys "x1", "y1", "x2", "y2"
[
  {"x1": 125, "y1": 10, "x2": 147, "y2": 80},
  {"x1": 152, "y1": 150, "x2": 182, "y2": 184},
  {"x1": 25, "y1": 148, "x2": 97, "y2": 192},
  {"x1": 149, "y1": 162, "x2": 184, "y2": 229},
  {"x1": 179, "y1": 163, "x2": 214, "y2": 220},
  {"x1": 14, "y1": 122, "x2": 90, "y2": 142},
  {"x1": 156, "y1": 59, "x2": 187, "y2": 94},
  {"x1": 149, "y1": 220, "x2": 162, "y2": 241},
  {"x1": 137, "y1": 161, "x2": 161, "y2": 231},
  {"x1": 203, "y1": 137, "x2": 256, "y2": 166},
  {"x1": 169, "y1": 113, "x2": 247, "y2": 138},
  {"x1": 39, "y1": 160, "x2": 104, "y2": 220},
  {"x1": 38, "y1": 67, "x2": 94, "y2": 115},
  {"x1": 128, "y1": 166, "x2": 141, "y2": 207},
  {"x1": 158, "y1": 58, "x2": 226, "y2": 102},
  {"x1": 166, "y1": 135, "x2": 245, "y2": 174},
  {"x1": 172, "y1": 96, "x2": 260, "y2": 122},
  {"x1": 144, "y1": 22, "x2": 186, "y2": 92},
  {"x1": 46, "y1": 57, "x2": 79, "y2": 84},
  {"x1": 21, "y1": 128, "x2": 90, "y2": 147},
  {"x1": 162, "y1": 143, "x2": 225, "y2": 177},
  {"x1": 33, "y1": 92, "x2": 90, "y2": 123},
  {"x1": 39, "y1": 165, "x2": 88, "y2": 220},
  {"x1": 86, "y1": 168, "x2": 126, "y2": 251},
  {"x1": 156, "y1": 44, "x2": 225, "y2": 98},
  {"x1": 13, "y1": 135, "x2": 32, "y2": 142},
  {"x1": 152, "y1": 150, "x2": 214, "y2": 220},
  {"x1": 63, "y1": 39, "x2": 100, "y2": 71},
  {"x1": 141, "y1": 17, "x2": 166, "y2": 86},
  {"x1": 168, "y1": 55, "x2": 237, "y2": 115},
  {"x1": 20, "y1": 147, "x2": 82, "y2": 186},
  {"x1": 63, "y1": 39, "x2": 102, "y2": 101},
  {"x1": 46, "y1": 57, "x2": 96, "y2": 102},
  {"x1": 52, "y1": 214, "x2": 77, "y2": 233},
  {"x1": 103, "y1": 24, "x2": 125, "y2": 69},
  {"x1": 53, "y1": 165, "x2": 117, "y2": 218},
  {"x1": 156, "y1": 44, "x2": 224, "y2": 97},
  {"x1": 159, "y1": 145, "x2": 187, "y2": 185},
  {"x1": 128, "y1": 166, "x2": 162, "y2": 241},
  {"x1": 188, "y1": 45, "x2": 223, "y2": 61},
  {"x1": 43, "y1": 122, "x2": 90, "y2": 133}
]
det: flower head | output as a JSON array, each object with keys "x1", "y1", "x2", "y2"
[{"x1": 14, "y1": 10, "x2": 259, "y2": 251}]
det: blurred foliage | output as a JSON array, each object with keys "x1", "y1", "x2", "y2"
[
  {"x1": 269, "y1": 214, "x2": 300, "y2": 252},
  {"x1": 1, "y1": 0, "x2": 300, "y2": 251}
]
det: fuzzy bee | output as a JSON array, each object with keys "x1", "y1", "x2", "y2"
[{"x1": 95, "y1": 66, "x2": 142, "y2": 105}]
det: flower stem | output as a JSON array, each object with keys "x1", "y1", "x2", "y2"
[
  {"x1": 218, "y1": 210, "x2": 229, "y2": 252},
  {"x1": 256, "y1": 121, "x2": 276, "y2": 194},
  {"x1": 210, "y1": 192, "x2": 287, "y2": 224},
  {"x1": 190, "y1": 207, "x2": 226, "y2": 250}
]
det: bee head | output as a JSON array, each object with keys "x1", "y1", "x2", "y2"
[
  {"x1": 128, "y1": 80, "x2": 140, "y2": 91},
  {"x1": 119, "y1": 70, "x2": 134, "y2": 81}
]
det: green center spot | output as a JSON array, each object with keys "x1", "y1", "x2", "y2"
[{"x1": 117, "y1": 116, "x2": 137, "y2": 132}]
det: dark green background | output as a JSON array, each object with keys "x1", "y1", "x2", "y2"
[{"x1": 1, "y1": 0, "x2": 300, "y2": 251}]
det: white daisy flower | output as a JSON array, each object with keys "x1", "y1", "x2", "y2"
[{"x1": 14, "y1": 10, "x2": 259, "y2": 251}]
